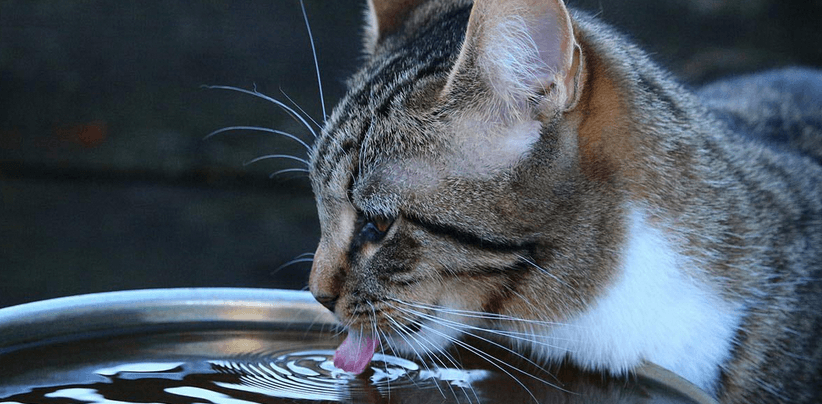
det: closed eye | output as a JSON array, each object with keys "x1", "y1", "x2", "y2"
[{"x1": 357, "y1": 214, "x2": 395, "y2": 243}]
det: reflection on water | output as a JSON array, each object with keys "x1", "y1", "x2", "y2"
[
  {"x1": 419, "y1": 368, "x2": 491, "y2": 389},
  {"x1": 210, "y1": 349, "x2": 434, "y2": 402},
  {"x1": 96, "y1": 362, "x2": 186, "y2": 376},
  {"x1": 0, "y1": 329, "x2": 705, "y2": 404},
  {"x1": 0, "y1": 350, "x2": 484, "y2": 404}
]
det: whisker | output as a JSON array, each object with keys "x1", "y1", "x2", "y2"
[
  {"x1": 299, "y1": 292, "x2": 339, "y2": 337},
  {"x1": 404, "y1": 327, "x2": 466, "y2": 403},
  {"x1": 280, "y1": 88, "x2": 322, "y2": 130},
  {"x1": 299, "y1": 0, "x2": 327, "y2": 122},
  {"x1": 330, "y1": 320, "x2": 347, "y2": 340},
  {"x1": 201, "y1": 85, "x2": 318, "y2": 138},
  {"x1": 376, "y1": 327, "x2": 427, "y2": 391},
  {"x1": 385, "y1": 315, "x2": 454, "y2": 402},
  {"x1": 390, "y1": 302, "x2": 566, "y2": 387},
  {"x1": 366, "y1": 303, "x2": 394, "y2": 401},
  {"x1": 379, "y1": 325, "x2": 429, "y2": 398},
  {"x1": 404, "y1": 316, "x2": 546, "y2": 403},
  {"x1": 245, "y1": 154, "x2": 310, "y2": 167},
  {"x1": 395, "y1": 303, "x2": 572, "y2": 348},
  {"x1": 203, "y1": 125, "x2": 311, "y2": 151},
  {"x1": 269, "y1": 167, "x2": 310, "y2": 179},
  {"x1": 393, "y1": 314, "x2": 479, "y2": 404},
  {"x1": 271, "y1": 257, "x2": 315, "y2": 275},
  {"x1": 390, "y1": 298, "x2": 570, "y2": 329},
  {"x1": 378, "y1": 328, "x2": 401, "y2": 360},
  {"x1": 515, "y1": 254, "x2": 577, "y2": 292}
]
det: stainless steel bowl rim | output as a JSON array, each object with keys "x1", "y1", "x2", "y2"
[
  {"x1": 0, "y1": 287, "x2": 718, "y2": 404},
  {"x1": 0, "y1": 287, "x2": 338, "y2": 351}
]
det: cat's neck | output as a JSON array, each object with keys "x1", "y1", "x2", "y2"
[{"x1": 568, "y1": 14, "x2": 702, "y2": 203}]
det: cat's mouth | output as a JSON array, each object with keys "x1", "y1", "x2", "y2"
[
  {"x1": 332, "y1": 303, "x2": 419, "y2": 375},
  {"x1": 333, "y1": 305, "x2": 465, "y2": 374},
  {"x1": 333, "y1": 330, "x2": 379, "y2": 374}
]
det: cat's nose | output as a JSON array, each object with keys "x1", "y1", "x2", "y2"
[
  {"x1": 314, "y1": 294, "x2": 338, "y2": 312},
  {"x1": 309, "y1": 242, "x2": 342, "y2": 313}
]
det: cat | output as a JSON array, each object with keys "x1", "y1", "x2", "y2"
[{"x1": 304, "y1": 0, "x2": 822, "y2": 402}]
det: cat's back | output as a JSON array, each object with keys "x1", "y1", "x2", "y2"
[
  {"x1": 698, "y1": 67, "x2": 822, "y2": 165},
  {"x1": 695, "y1": 68, "x2": 822, "y2": 403}
]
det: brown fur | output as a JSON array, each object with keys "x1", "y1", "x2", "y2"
[{"x1": 308, "y1": 0, "x2": 822, "y2": 402}]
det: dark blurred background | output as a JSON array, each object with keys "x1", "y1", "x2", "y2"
[{"x1": 1, "y1": 0, "x2": 820, "y2": 308}]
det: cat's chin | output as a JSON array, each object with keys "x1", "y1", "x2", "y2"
[{"x1": 381, "y1": 315, "x2": 465, "y2": 358}]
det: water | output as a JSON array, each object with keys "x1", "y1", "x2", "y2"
[
  {"x1": 208, "y1": 349, "x2": 432, "y2": 401},
  {"x1": 4, "y1": 352, "x2": 430, "y2": 403},
  {"x1": 0, "y1": 328, "x2": 703, "y2": 404}
]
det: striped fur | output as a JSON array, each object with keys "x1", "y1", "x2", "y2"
[{"x1": 307, "y1": 0, "x2": 822, "y2": 402}]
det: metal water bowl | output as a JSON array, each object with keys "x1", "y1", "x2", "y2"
[{"x1": 0, "y1": 288, "x2": 717, "y2": 403}]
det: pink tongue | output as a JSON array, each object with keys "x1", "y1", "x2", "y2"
[{"x1": 333, "y1": 331, "x2": 378, "y2": 374}]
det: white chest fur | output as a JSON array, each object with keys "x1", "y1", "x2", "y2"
[{"x1": 533, "y1": 208, "x2": 742, "y2": 394}]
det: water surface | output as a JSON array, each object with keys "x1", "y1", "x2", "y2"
[{"x1": 0, "y1": 328, "x2": 702, "y2": 403}]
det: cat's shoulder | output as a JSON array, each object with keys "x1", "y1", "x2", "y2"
[{"x1": 697, "y1": 67, "x2": 822, "y2": 164}]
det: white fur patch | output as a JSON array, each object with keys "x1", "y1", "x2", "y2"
[
  {"x1": 387, "y1": 308, "x2": 466, "y2": 358},
  {"x1": 451, "y1": 118, "x2": 541, "y2": 176},
  {"x1": 534, "y1": 208, "x2": 742, "y2": 394}
]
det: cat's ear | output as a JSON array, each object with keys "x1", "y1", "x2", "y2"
[
  {"x1": 445, "y1": 0, "x2": 583, "y2": 116},
  {"x1": 364, "y1": 0, "x2": 427, "y2": 54}
]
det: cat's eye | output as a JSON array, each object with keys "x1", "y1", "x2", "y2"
[
  {"x1": 358, "y1": 215, "x2": 395, "y2": 243},
  {"x1": 372, "y1": 216, "x2": 393, "y2": 233}
]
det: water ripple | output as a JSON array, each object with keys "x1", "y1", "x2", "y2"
[{"x1": 210, "y1": 349, "x2": 435, "y2": 402}]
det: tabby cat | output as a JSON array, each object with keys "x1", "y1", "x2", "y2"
[{"x1": 305, "y1": 0, "x2": 822, "y2": 402}]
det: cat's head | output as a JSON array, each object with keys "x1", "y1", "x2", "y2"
[{"x1": 308, "y1": 0, "x2": 621, "y2": 356}]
